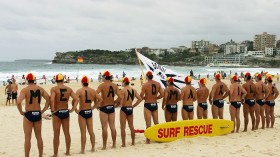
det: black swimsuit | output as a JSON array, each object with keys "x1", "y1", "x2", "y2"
[
  {"x1": 256, "y1": 99, "x2": 265, "y2": 106},
  {"x1": 53, "y1": 109, "x2": 69, "y2": 119},
  {"x1": 79, "y1": 109, "x2": 92, "y2": 119},
  {"x1": 213, "y1": 99, "x2": 224, "y2": 108},
  {"x1": 24, "y1": 111, "x2": 42, "y2": 122},
  {"x1": 121, "y1": 106, "x2": 133, "y2": 116},
  {"x1": 231, "y1": 101, "x2": 241, "y2": 109},
  {"x1": 182, "y1": 105, "x2": 194, "y2": 112},
  {"x1": 198, "y1": 102, "x2": 208, "y2": 111},
  {"x1": 265, "y1": 101, "x2": 275, "y2": 107},
  {"x1": 144, "y1": 103, "x2": 158, "y2": 112},
  {"x1": 100, "y1": 105, "x2": 115, "y2": 114},
  {"x1": 245, "y1": 99, "x2": 255, "y2": 107},
  {"x1": 166, "y1": 104, "x2": 177, "y2": 113}
]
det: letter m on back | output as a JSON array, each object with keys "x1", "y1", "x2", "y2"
[{"x1": 29, "y1": 90, "x2": 41, "y2": 104}]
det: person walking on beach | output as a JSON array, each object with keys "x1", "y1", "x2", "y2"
[
  {"x1": 181, "y1": 76, "x2": 197, "y2": 120},
  {"x1": 264, "y1": 75, "x2": 279, "y2": 128},
  {"x1": 140, "y1": 75, "x2": 144, "y2": 86},
  {"x1": 16, "y1": 73, "x2": 50, "y2": 157},
  {"x1": 118, "y1": 77, "x2": 142, "y2": 147},
  {"x1": 75, "y1": 76, "x2": 103, "y2": 153},
  {"x1": 242, "y1": 73, "x2": 257, "y2": 131},
  {"x1": 11, "y1": 79, "x2": 18, "y2": 104},
  {"x1": 50, "y1": 73, "x2": 78, "y2": 157},
  {"x1": 254, "y1": 73, "x2": 269, "y2": 130},
  {"x1": 197, "y1": 78, "x2": 209, "y2": 119},
  {"x1": 5, "y1": 81, "x2": 12, "y2": 105},
  {"x1": 96, "y1": 71, "x2": 121, "y2": 149},
  {"x1": 162, "y1": 77, "x2": 181, "y2": 122},
  {"x1": 229, "y1": 75, "x2": 247, "y2": 133},
  {"x1": 209, "y1": 73, "x2": 229, "y2": 119},
  {"x1": 140, "y1": 71, "x2": 163, "y2": 144}
]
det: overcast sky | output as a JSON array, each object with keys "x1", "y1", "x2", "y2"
[{"x1": 0, "y1": 0, "x2": 279, "y2": 61}]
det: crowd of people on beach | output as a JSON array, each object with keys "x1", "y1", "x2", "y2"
[{"x1": 11, "y1": 70, "x2": 279, "y2": 157}]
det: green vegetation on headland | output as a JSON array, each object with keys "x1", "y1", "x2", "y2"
[{"x1": 52, "y1": 49, "x2": 280, "y2": 67}]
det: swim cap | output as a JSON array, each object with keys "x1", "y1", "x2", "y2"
[
  {"x1": 185, "y1": 76, "x2": 192, "y2": 83},
  {"x1": 146, "y1": 71, "x2": 153, "y2": 76},
  {"x1": 254, "y1": 73, "x2": 262, "y2": 79},
  {"x1": 231, "y1": 75, "x2": 238, "y2": 81},
  {"x1": 26, "y1": 73, "x2": 35, "y2": 81},
  {"x1": 55, "y1": 73, "x2": 64, "y2": 81},
  {"x1": 122, "y1": 77, "x2": 130, "y2": 83},
  {"x1": 199, "y1": 78, "x2": 207, "y2": 84},
  {"x1": 103, "y1": 71, "x2": 111, "y2": 77},
  {"x1": 267, "y1": 75, "x2": 272, "y2": 81},
  {"x1": 166, "y1": 77, "x2": 174, "y2": 83},
  {"x1": 245, "y1": 72, "x2": 250, "y2": 77},
  {"x1": 81, "y1": 76, "x2": 89, "y2": 84},
  {"x1": 215, "y1": 73, "x2": 221, "y2": 80}
]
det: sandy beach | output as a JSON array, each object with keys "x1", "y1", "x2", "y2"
[{"x1": 0, "y1": 79, "x2": 280, "y2": 157}]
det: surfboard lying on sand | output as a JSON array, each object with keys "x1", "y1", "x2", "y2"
[{"x1": 144, "y1": 119, "x2": 234, "y2": 142}]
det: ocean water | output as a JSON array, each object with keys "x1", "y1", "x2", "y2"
[{"x1": 0, "y1": 60, "x2": 279, "y2": 85}]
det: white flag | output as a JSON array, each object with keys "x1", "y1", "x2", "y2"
[{"x1": 137, "y1": 51, "x2": 199, "y2": 89}]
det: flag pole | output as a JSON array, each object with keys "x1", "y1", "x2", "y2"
[{"x1": 135, "y1": 48, "x2": 146, "y2": 82}]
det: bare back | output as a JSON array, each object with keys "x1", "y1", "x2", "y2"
[
  {"x1": 230, "y1": 83, "x2": 244, "y2": 102},
  {"x1": 164, "y1": 86, "x2": 180, "y2": 104},
  {"x1": 212, "y1": 81, "x2": 229, "y2": 101},
  {"x1": 51, "y1": 85, "x2": 74, "y2": 110},
  {"x1": 21, "y1": 84, "x2": 46, "y2": 111},
  {"x1": 197, "y1": 86, "x2": 209, "y2": 103},
  {"x1": 181, "y1": 85, "x2": 197, "y2": 105},
  {"x1": 266, "y1": 84, "x2": 279, "y2": 101},
  {"x1": 77, "y1": 87, "x2": 97, "y2": 110},
  {"x1": 255, "y1": 81, "x2": 267, "y2": 100},
  {"x1": 141, "y1": 80, "x2": 162, "y2": 103},
  {"x1": 242, "y1": 81, "x2": 256, "y2": 99},
  {"x1": 97, "y1": 81, "x2": 119, "y2": 106},
  {"x1": 121, "y1": 86, "x2": 140, "y2": 106}
]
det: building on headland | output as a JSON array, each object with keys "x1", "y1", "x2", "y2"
[
  {"x1": 220, "y1": 39, "x2": 248, "y2": 54},
  {"x1": 204, "y1": 54, "x2": 245, "y2": 65},
  {"x1": 191, "y1": 40, "x2": 210, "y2": 53},
  {"x1": 254, "y1": 32, "x2": 276, "y2": 51},
  {"x1": 244, "y1": 51, "x2": 265, "y2": 58},
  {"x1": 265, "y1": 47, "x2": 274, "y2": 56}
]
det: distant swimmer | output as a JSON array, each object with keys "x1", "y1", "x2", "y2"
[
  {"x1": 96, "y1": 71, "x2": 121, "y2": 149},
  {"x1": 209, "y1": 73, "x2": 229, "y2": 119},
  {"x1": 162, "y1": 77, "x2": 181, "y2": 122},
  {"x1": 5, "y1": 81, "x2": 12, "y2": 105},
  {"x1": 254, "y1": 73, "x2": 269, "y2": 129},
  {"x1": 181, "y1": 76, "x2": 197, "y2": 120},
  {"x1": 50, "y1": 74, "x2": 79, "y2": 157},
  {"x1": 242, "y1": 72, "x2": 257, "y2": 131},
  {"x1": 16, "y1": 73, "x2": 50, "y2": 157},
  {"x1": 229, "y1": 75, "x2": 247, "y2": 133},
  {"x1": 11, "y1": 79, "x2": 18, "y2": 104},
  {"x1": 140, "y1": 71, "x2": 163, "y2": 144},
  {"x1": 119, "y1": 77, "x2": 142, "y2": 147},
  {"x1": 197, "y1": 78, "x2": 209, "y2": 119},
  {"x1": 264, "y1": 75, "x2": 279, "y2": 128},
  {"x1": 75, "y1": 76, "x2": 103, "y2": 153}
]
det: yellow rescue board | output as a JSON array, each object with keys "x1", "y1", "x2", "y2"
[{"x1": 144, "y1": 119, "x2": 234, "y2": 142}]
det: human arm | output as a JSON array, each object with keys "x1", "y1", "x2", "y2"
[
  {"x1": 273, "y1": 87, "x2": 279, "y2": 100},
  {"x1": 50, "y1": 88, "x2": 56, "y2": 113},
  {"x1": 162, "y1": 89, "x2": 168, "y2": 110},
  {"x1": 222, "y1": 84, "x2": 229, "y2": 99},
  {"x1": 74, "y1": 90, "x2": 81, "y2": 114},
  {"x1": 41, "y1": 88, "x2": 50, "y2": 114},
  {"x1": 92, "y1": 91, "x2": 103, "y2": 110},
  {"x1": 157, "y1": 85, "x2": 164, "y2": 99},
  {"x1": 70, "y1": 89, "x2": 79, "y2": 113},
  {"x1": 16, "y1": 90, "x2": 25, "y2": 115},
  {"x1": 132, "y1": 90, "x2": 142, "y2": 108}
]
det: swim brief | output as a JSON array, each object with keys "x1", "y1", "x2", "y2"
[
  {"x1": 265, "y1": 101, "x2": 275, "y2": 107},
  {"x1": 7, "y1": 92, "x2": 11, "y2": 99},
  {"x1": 245, "y1": 99, "x2": 255, "y2": 107},
  {"x1": 12, "y1": 92, "x2": 17, "y2": 99},
  {"x1": 24, "y1": 111, "x2": 42, "y2": 122},
  {"x1": 198, "y1": 102, "x2": 208, "y2": 111},
  {"x1": 100, "y1": 105, "x2": 115, "y2": 114},
  {"x1": 144, "y1": 103, "x2": 158, "y2": 112},
  {"x1": 79, "y1": 109, "x2": 92, "y2": 119},
  {"x1": 182, "y1": 105, "x2": 194, "y2": 112},
  {"x1": 166, "y1": 104, "x2": 177, "y2": 113},
  {"x1": 256, "y1": 99, "x2": 265, "y2": 106},
  {"x1": 121, "y1": 106, "x2": 133, "y2": 116},
  {"x1": 53, "y1": 109, "x2": 69, "y2": 119},
  {"x1": 213, "y1": 99, "x2": 224, "y2": 108},
  {"x1": 230, "y1": 101, "x2": 241, "y2": 109}
]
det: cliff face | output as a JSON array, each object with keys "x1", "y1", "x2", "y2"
[{"x1": 52, "y1": 50, "x2": 138, "y2": 64}]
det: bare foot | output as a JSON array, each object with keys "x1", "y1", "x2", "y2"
[
  {"x1": 91, "y1": 148, "x2": 95, "y2": 152},
  {"x1": 145, "y1": 139, "x2": 150, "y2": 144},
  {"x1": 112, "y1": 144, "x2": 116, "y2": 148},
  {"x1": 242, "y1": 129, "x2": 247, "y2": 132},
  {"x1": 79, "y1": 150, "x2": 85, "y2": 154},
  {"x1": 121, "y1": 144, "x2": 125, "y2": 147},
  {"x1": 101, "y1": 146, "x2": 106, "y2": 150},
  {"x1": 131, "y1": 142, "x2": 135, "y2": 146},
  {"x1": 261, "y1": 127, "x2": 265, "y2": 129},
  {"x1": 65, "y1": 152, "x2": 71, "y2": 156},
  {"x1": 51, "y1": 155, "x2": 57, "y2": 157}
]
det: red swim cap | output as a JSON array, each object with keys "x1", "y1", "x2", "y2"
[
  {"x1": 199, "y1": 78, "x2": 207, "y2": 84},
  {"x1": 185, "y1": 76, "x2": 192, "y2": 83},
  {"x1": 146, "y1": 71, "x2": 153, "y2": 76},
  {"x1": 26, "y1": 73, "x2": 35, "y2": 81},
  {"x1": 122, "y1": 77, "x2": 130, "y2": 83},
  {"x1": 166, "y1": 77, "x2": 174, "y2": 83},
  {"x1": 81, "y1": 76, "x2": 89, "y2": 84},
  {"x1": 215, "y1": 73, "x2": 221, "y2": 80},
  {"x1": 103, "y1": 71, "x2": 111, "y2": 77}
]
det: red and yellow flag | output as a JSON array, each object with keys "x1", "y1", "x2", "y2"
[{"x1": 77, "y1": 56, "x2": 83, "y2": 63}]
